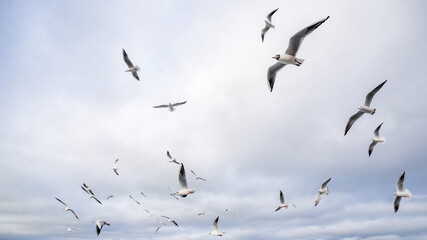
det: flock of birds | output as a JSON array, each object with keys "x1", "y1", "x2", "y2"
[{"x1": 53, "y1": 8, "x2": 412, "y2": 238}]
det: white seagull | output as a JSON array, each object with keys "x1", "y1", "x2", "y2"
[
  {"x1": 161, "y1": 215, "x2": 179, "y2": 227},
  {"x1": 81, "y1": 185, "x2": 102, "y2": 205},
  {"x1": 172, "y1": 164, "x2": 196, "y2": 197},
  {"x1": 141, "y1": 192, "x2": 147, "y2": 197},
  {"x1": 275, "y1": 190, "x2": 296, "y2": 212},
  {"x1": 344, "y1": 80, "x2": 387, "y2": 135},
  {"x1": 112, "y1": 159, "x2": 119, "y2": 176},
  {"x1": 92, "y1": 220, "x2": 110, "y2": 236},
  {"x1": 315, "y1": 178, "x2": 331, "y2": 206},
  {"x1": 368, "y1": 122, "x2": 386, "y2": 157},
  {"x1": 166, "y1": 151, "x2": 180, "y2": 165},
  {"x1": 267, "y1": 16, "x2": 329, "y2": 92},
  {"x1": 144, "y1": 208, "x2": 152, "y2": 218},
  {"x1": 190, "y1": 169, "x2": 207, "y2": 181},
  {"x1": 209, "y1": 216, "x2": 224, "y2": 237},
  {"x1": 129, "y1": 195, "x2": 140, "y2": 205},
  {"x1": 55, "y1": 198, "x2": 80, "y2": 221},
  {"x1": 122, "y1": 49, "x2": 140, "y2": 81},
  {"x1": 394, "y1": 171, "x2": 412, "y2": 213},
  {"x1": 153, "y1": 101, "x2": 187, "y2": 112},
  {"x1": 261, "y1": 8, "x2": 279, "y2": 42}
]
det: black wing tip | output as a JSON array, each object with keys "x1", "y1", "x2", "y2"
[
  {"x1": 325, "y1": 16, "x2": 330, "y2": 20},
  {"x1": 368, "y1": 150, "x2": 372, "y2": 157}
]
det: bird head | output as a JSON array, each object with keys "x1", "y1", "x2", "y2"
[{"x1": 272, "y1": 54, "x2": 280, "y2": 60}]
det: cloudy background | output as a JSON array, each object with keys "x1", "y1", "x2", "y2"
[{"x1": 1, "y1": 0, "x2": 427, "y2": 239}]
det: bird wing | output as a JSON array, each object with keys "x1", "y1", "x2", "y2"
[
  {"x1": 368, "y1": 141, "x2": 377, "y2": 157},
  {"x1": 96, "y1": 224, "x2": 101, "y2": 236},
  {"x1": 70, "y1": 209, "x2": 80, "y2": 221},
  {"x1": 344, "y1": 111, "x2": 365, "y2": 135},
  {"x1": 321, "y1": 178, "x2": 331, "y2": 189},
  {"x1": 161, "y1": 215, "x2": 170, "y2": 219},
  {"x1": 198, "y1": 177, "x2": 207, "y2": 181},
  {"x1": 171, "y1": 220, "x2": 179, "y2": 227},
  {"x1": 261, "y1": 25, "x2": 270, "y2": 42},
  {"x1": 213, "y1": 216, "x2": 219, "y2": 231},
  {"x1": 274, "y1": 206, "x2": 281, "y2": 212},
  {"x1": 179, "y1": 164, "x2": 188, "y2": 189},
  {"x1": 171, "y1": 101, "x2": 187, "y2": 107},
  {"x1": 81, "y1": 186, "x2": 90, "y2": 195},
  {"x1": 114, "y1": 159, "x2": 119, "y2": 164},
  {"x1": 266, "y1": 8, "x2": 279, "y2": 22},
  {"x1": 93, "y1": 196, "x2": 103, "y2": 205},
  {"x1": 291, "y1": 203, "x2": 296, "y2": 208},
  {"x1": 106, "y1": 195, "x2": 113, "y2": 200},
  {"x1": 314, "y1": 192, "x2": 324, "y2": 206},
  {"x1": 190, "y1": 170, "x2": 197, "y2": 176},
  {"x1": 55, "y1": 197, "x2": 67, "y2": 206},
  {"x1": 129, "y1": 195, "x2": 140, "y2": 205},
  {"x1": 167, "y1": 151, "x2": 172, "y2": 159},
  {"x1": 397, "y1": 171, "x2": 405, "y2": 191},
  {"x1": 374, "y1": 122, "x2": 383, "y2": 137},
  {"x1": 279, "y1": 190, "x2": 284, "y2": 204},
  {"x1": 267, "y1": 62, "x2": 286, "y2": 92},
  {"x1": 394, "y1": 196, "x2": 401, "y2": 213},
  {"x1": 132, "y1": 71, "x2": 140, "y2": 81},
  {"x1": 83, "y1": 183, "x2": 94, "y2": 195},
  {"x1": 365, "y1": 80, "x2": 387, "y2": 107},
  {"x1": 122, "y1": 49, "x2": 134, "y2": 68},
  {"x1": 285, "y1": 16, "x2": 329, "y2": 56},
  {"x1": 155, "y1": 227, "x2": 160, "y2": 233},
  {"x1": 113, "y1": 169, "x2": 119, "y2": 176},
  {"x1": 153, "y1": 105, "x2": 169, "y2": 108}
]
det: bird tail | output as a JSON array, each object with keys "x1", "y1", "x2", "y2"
[
  {"x1": 404, "y1": 189, "x2": 412, "y2": 198},
  {"x1": 379, "y1": 137, "x2": 386, "y2": 144},
  {"x1": 296, "y1": 58, "x2": 305, "y2": 64},
  {"x1": 135, "y1": 65, "x2": 140, "y2": 71}
]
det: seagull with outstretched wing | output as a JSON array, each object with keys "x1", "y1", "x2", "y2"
[
  {"x1": 153, "y1": 101, "x2": 187, "y2": 112},
  {"x1": 122, "y1": 49, "x2": 140, "y2": 81},
  {"x1": 261, "y1": 8, "x2": 279, "y2": 42}
]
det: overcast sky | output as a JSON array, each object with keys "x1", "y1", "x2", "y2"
[{"x1": 1, "y1": 0, "x2": 427, "y2": 239}]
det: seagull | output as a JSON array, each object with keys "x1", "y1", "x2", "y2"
[
  {"x1": 209, "y1": 216, "x2": 224, "y2": 236},
  {"x1": 394, "y1": 171, "x2": 412, "y2": 213},
  {"x1": 344, "y1": 80, "x2": 387, "y2": 135},
  {"x1": 122, "y1": 49, "x2": 140, "y2": 81},
  {"x1": 190, "y1": 169, "x2": 207, "y2": 181},
  {"x1": 129, "y1": 195, "x2": 140, "y2": 205},
  {"x1": 153, "y1": 101, "x2": 187, "y2": 112},
  {"x1": 155, "y1": 226, "x2": 161, "y2": 234},
  {"x1": 274, "y1": 190, "x2": 296, "y2": 212},
  {"x1": 261, "y1": 8, "x2": 279, "y2": 42},
  {"x1": 172, "y1": 164, "x2": 196, "y2": 197},
  {"x1": 224, "y1": 208, "x2": 240, "y2": 216},
  {"x1": 166, "y1": 151, "x2": 180, "y2": 164},
  {"x1": 106, "y1": 195, "x2": 114, "y2": 200},
  {"x1": 82, "y1": 183, "x2": 95, "y2": 195},
  {"x1": 81, "y1": 185, "x2": 102, "y2": 205},
  {"x1": 111, "y1": 159, "x2": 119, "y2": 176},
  {"x1": 315, "y1": 178, "x2": 331, "y2": 206},
  {"x1": 144, "y1": 209, "x2": 152, "y2": 217},
  {"x1": 198, "y1": 212, "x2": 206, "y2": 216},
  {"x1": 168, "y1": 186, "x2": 180, "y2": 200},
  {"x1": 55, "y1": 198, "x2": 80, "y2": 221},
  {"x1": 92, "y1": 220, "x2": 110, "y2": 236},
  {"x1": 141, "y1": 192, "x2": 147, "y2": 197},
  {"x1": 162, "y1": 216, "x2": 179, "y2": 227},
  {"x1": 368, "y1": 122, "x2": 386, "y2": 157},
  {"x1": 267, "y1": 16, "x2": 329, "y2": 92}
]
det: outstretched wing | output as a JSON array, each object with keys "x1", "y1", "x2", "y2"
[
  {"x1": 365, "y1": 80, "x2": 387, "y2": 107},
  {"x1": 213, "y1": 216, "x2": 219, "y2": 231},
  {"x1": 261, "y1": 25, "x2": 269, "y2": 42},
  {"x1": 179, "y1": 164, "x2": 188, "y2": 189},
  {"x1": 132, "y1": 71, "x2": 140, "y2": 81},
  {"x1": 368, "y1": 141, "x2": 377, "y2": 157},
  {"x1": 122, "y1": 49, "x2": 134, "y2": 68},
  {"x1": 314, "y1": 192, "x2": 324, "y2": 206},
  {"x1": 266, "y1": 8, "x2": 279, "y2": 22},
  {"x1": 70, "y1": 209, "x2": 80, "y2": 221},
  {"x1": 93, "y1": 196, "x2": 103, "y2": 205},
  {"x1": 172, "y1": 101, "x2": 187, "y2": 107},
  {"x1": 397, "y1": 171, "x2": 405, "y2": 191},
  {"x1": 374, "y1": 122, "x2": 383, "y2": 137},
  {"x1": 167, "y1": 151, "x2": 172, "y2": 159},
  {"x1": 394, "y1": 196, "x2": 401, "y2": 213},
  {"x1": 55, "y1": 197, "x2": 67, "y2": 206},
  {"x1": 153, "y1": 105, "x2": 169, "y2": 108},
  {"x1": 267, "y1": 62, "x2": 286, "y2": 92},
  {"x1": 285, "y1": 16, "x2": 329, "y2": 56},
  {"x1": 279, "y1": 190, "x2": 284, "y2": 204},
  {"x1": 344, "y1": 111, "x2": 365, "y2": 135},
  {"x1": 321, "y1": 178, "x2": 331, "y2": 189}
]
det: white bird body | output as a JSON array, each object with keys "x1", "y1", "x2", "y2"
[
  {"x1": 358, "y1": 105, "x2": 376, "y2": 115},
  {"x1": 395, "y1": 189, "x2": 412, "y2": 198},
  {"x1": 177, "y1": 188, "x2": 196, "y2": 197},
  {"x1": 276, "y1": 53, "x2": 305, "y2": 66},
  {"x1": 394, "y1": 171, "x2": 412, "y2": 213},
  {"x1": 264, "y1": 20, "x2": 275, "y2": 29},
  {"x1": 372, "y1": 136, "x2": 385, "y2": 144},
  {"x1": 314, "y1": 178, "x2": 331, "y2": 206},
  {"x1": 166, "y1": 151, "x2": 180, "y2": 164},
  {"x1": 125, "y1": 65, "x2": 140, "y2": 72},
  {"x1": 275, "y1": 190, "x2": 296, "y2": 212}
]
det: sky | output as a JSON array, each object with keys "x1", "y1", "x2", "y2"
[{"x1": 1, "y1": 0, "x2": 427, "y2": 239}]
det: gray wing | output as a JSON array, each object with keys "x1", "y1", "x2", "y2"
[
  {"x1": 132, "y1": 71, "x2": 140, "y2": 81},
  {"x1": 321, "y1": 178, "x2": 331, "y2": 189},
  {"x1": 167, "y1": 151, "x2": 172, "y2": 159},
  {"x1": 114, "y1": 159, "x2": 119, "y2": 164},
  {"x1": 267, "y1": 62, "x2": 286, "y2": 92},
  {"x1": 397, "y1": 171, "x2": 405, "y2": 191},
  {"x1": 83, "y1": 183, "x2": 94, "y2": 195},
  {"x1": 394, "y1": 196, "x2": 401, "y2": 213},
  {"x1": 113, "y1": 169, "x2": 119, "y2": 176},
  {"x1": 106, "y1": 195, "x2": 114, "y2": 200},
  {"x1": 122, "y1": 49, "x2": 134, "y2": 68},
  {"x1": 279, "y1": 190, "x2": 284, "y2": 204},
  {"x1": 171, "y1": 220, "x2": 179, "y2": 227},
  {"x1": 171, "y1": 101, "x2": 187, "y2": 107},
  {"x1": 365, "y1": 80, "x2": 387, "y2": 107},
  {"x1": 179, "y1": 164, "x2": 188, "y2": 189},
  {"x1": 198, "y1": 177, "x2": 207, "y2": 181},
  {"x1": 368, "y1": 141, "x2": 377, "y2": 157},
  {"x1": 70, "y1": 209, "x2": 80, "y2": 221},
  {"x1": 374, "y1": 122, "x2": 383, "y2": 137},
  {"x1": 55, "y1": 197, "x2": 67, "y2": 206},
  {"x1": 345, "y1": 111, "x2": 365, "y2": 135},
  {"x1": 190, "y1": 170, "x2": 197, "y2": 176},
  {"x1": 153, "y1": 105, "x2": 169, "y2": 108},
  {"x1": 81, "y1": 186, "x2": 90, "y2": 195},
  {"x1": 213, "y1": 216, "x2": 219, "y2": 230},
  {"x1": 285, "y1": 16, "x2": 330, "y2": 56},
  {"x1": 266, "y1": 8, "x2": 279, "y2": 22},
  {"x1": 261, "y1": 25, "x2": 270, "y2": 42},
  {"x1": 314, "y1": 192, "x2": 324, "y2": 206},
  {"x1": 93, "y1": 196, "x2": 102, "y2": 205}
]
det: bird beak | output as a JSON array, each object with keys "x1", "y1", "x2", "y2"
[{"x1": 272, "y1": 57, "x2": 276, "y2": 59}]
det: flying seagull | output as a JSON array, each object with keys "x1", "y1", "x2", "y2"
[
  {"x1": 190, "y1": 169, "x2": 207, "y2": 181},
  {"x1": 93, "y1": 220, "x2": 110, "y2": 236},
  {"x1": 162, "y1": 215, "x2": 179, "y2": 227},
  {"x1": 144, "y1": 209, "x2": 152, "y2": 218},
  {"x1": 166, "y1": 151, "x2": 180, "y2": 165},
  {"x1": 168, "y1": 186, "x2": 180, "y2": 200},
  {"x1": 315, "y1": 178, "x2": 331, "y2": 206},
  {"x1": 122, "y1": 49, "x2": 140, "y2": 81},
  {"x1": 394, "y1": 171, "x2": 412, "y2": 213},
  {"x1": 209, "y1": 216, "x2": 224, "y2": 236},
  {"x1": 82, "y1": 183, "x2": 95, "y2": 195},
  {"x1": 129, "y1": 195, "x2": 140, "y2": 205},
  {"x1": 344, "y1": 80, "x2": 387, "y2": 135},
  {"x1": 81, "y1": 185, "x2": 102, "y2": 205},
  {"x1": 153, "y1": 101, "x2": 187, "y2": 112},
  {"x1": 112, "y1": 159, "x2": 119, "y2": 176},
  {"x1": 141, "y1": 192, "x2": 147, "y2": 197},
  {"x1": 261, "y1": 8, "x2": 279, "y2": 42},
  {"x1": 197, "y1": 212, "x2": 206, "y2": 216},
  {"x1": 106, "y1": 195, "x2": 114, "y2": 200},
  {"x1": 275, "y1": 190, "x2": 296, "y2": 212},
  {"x1": 172, "y1": 164, "x2": 196, "y2": 197},
  {"x1": 155, "y1": 226, "x2": 161, "y2": 234},
  {"x1": 267, "y1": 16, "x2": 329, "y2": 92},
  {"x1": 368, "y1": 122, "x2": 386, "y2": 157},
  {"x1": 55, "y1": 198, "x2": 80, "y2": 221}
]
